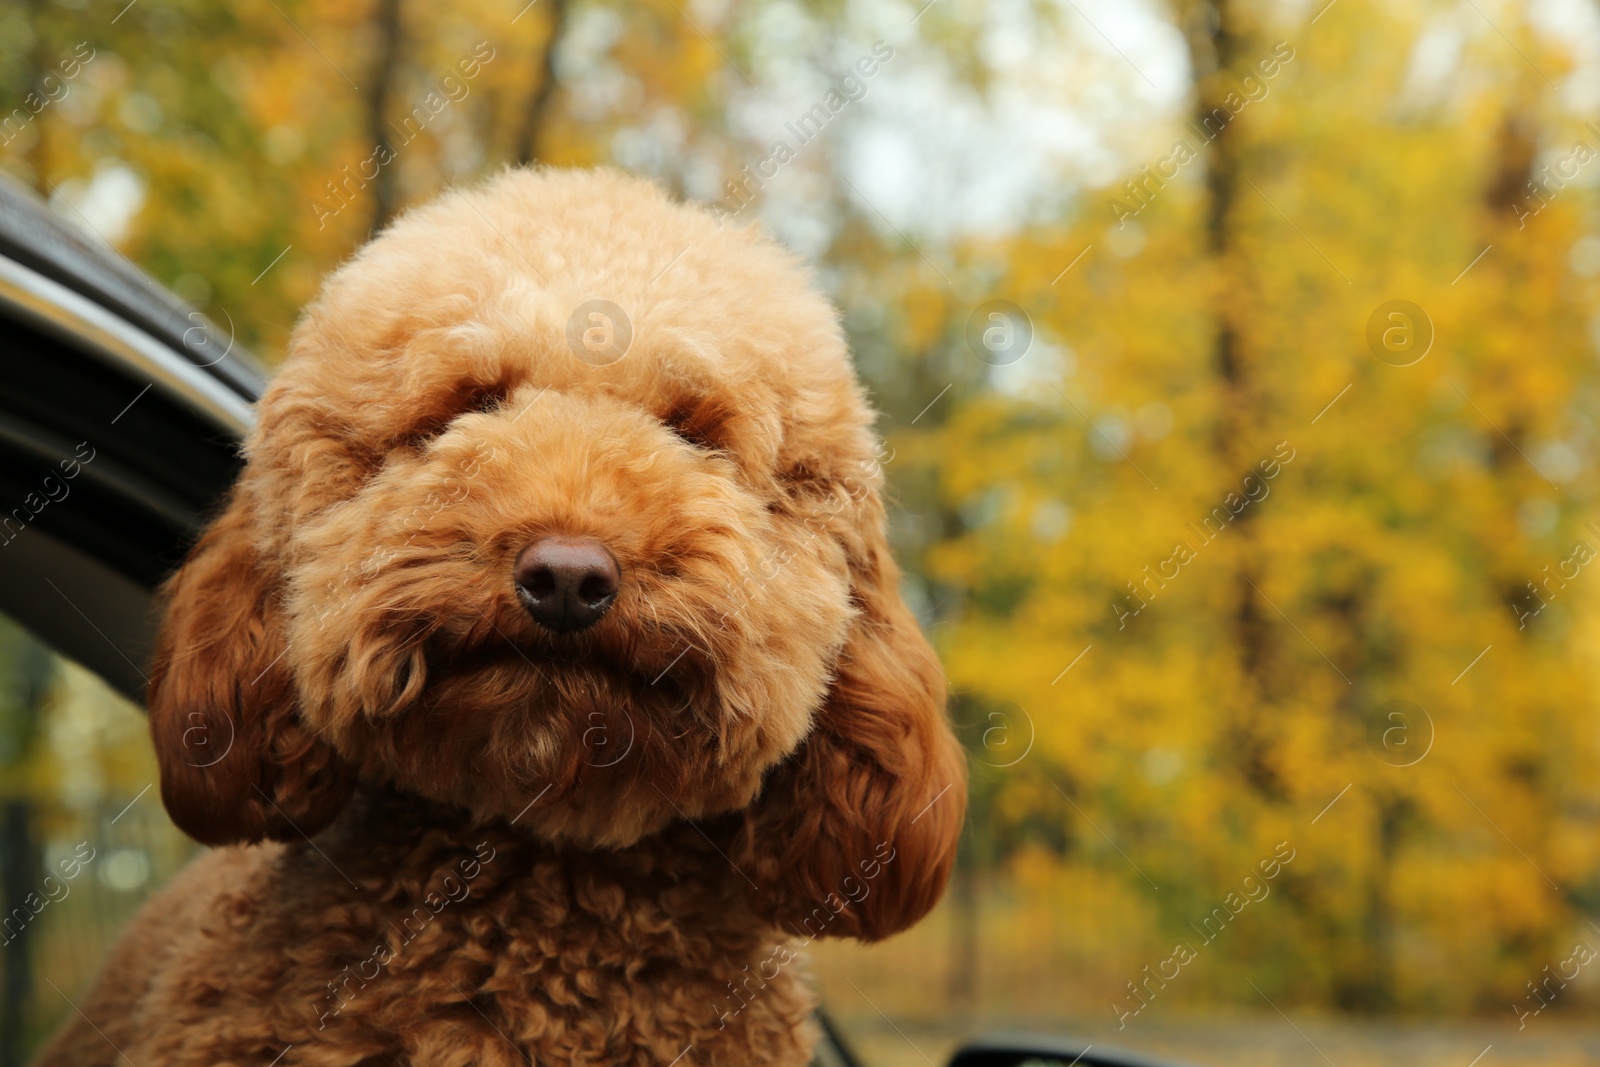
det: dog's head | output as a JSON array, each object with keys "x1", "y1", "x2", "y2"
[{"x1": 148, "y1": 168, "x2": 964, "y2": 940}]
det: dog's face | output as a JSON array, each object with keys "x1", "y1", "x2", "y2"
[{"x1": 149, "y1": 169, "x2": 964, "y2": 940}]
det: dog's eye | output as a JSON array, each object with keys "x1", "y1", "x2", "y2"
[
  {"x1": 401, "y1": 384, "x2": 511, "y2": 449},
  {"x1": 663, "y1": 406, "x2": 717, "y2": 451},
  {"x1": 467, "y1": 384, "x2": 509, "y2": 415},
  {"x1": 778, "y1": 462, "x2": 836, "y2": 495}
]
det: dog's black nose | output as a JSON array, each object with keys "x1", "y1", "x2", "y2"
[{"x1": 514, "y1": 537, "x2": 620, "y2": 633}]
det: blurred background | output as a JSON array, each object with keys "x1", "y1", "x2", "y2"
[{"x1": 5, "y1": 0, "x2": 1600, "y2": 1064}]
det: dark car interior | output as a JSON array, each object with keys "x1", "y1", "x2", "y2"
[{"x1": 0, "y1": 178, "x2": 254, "y2": 701}]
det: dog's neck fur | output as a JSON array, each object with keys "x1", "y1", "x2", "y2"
[
  {"x1": 281, "y1": 784, "x2": 818, "y2": 1062},
  {"x1": 34, "y1": 783, "x2": 823, "y2": 1066},
  {"x1": 313, "y1": 785, "x2": 756, "y2": 918}
]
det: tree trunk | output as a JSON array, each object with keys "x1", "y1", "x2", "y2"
[
  {"x1": 514, "y1": 0, "x2": 569, "y2": 166},
  {"x1": 366, "y1": 0, "x2": 405, "y2": 233},
  {"x1": 946, "y1": 837, "x2": 979, "y2": 1014},
  {"x1": 21, "y1": 0, "x2": 49, "y2": 194},
  {"x1": 0, "y1": 800, "x2": 39, "y2": 1067},
  {"x1": 1177, "y1": 1, "x2": 1289, "y2": 800}
]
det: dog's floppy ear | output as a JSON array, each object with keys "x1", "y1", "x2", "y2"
[
  {"x1": 147, "y1": 483, "x2": 353, "y2": 846},
  {"x1": 733, "y1": 497, "x2": 966, "y2": 942}
]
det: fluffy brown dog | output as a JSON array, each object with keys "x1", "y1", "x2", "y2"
[{"x1": 35, "y1": 168, "x2": 965, "y2": 1067}]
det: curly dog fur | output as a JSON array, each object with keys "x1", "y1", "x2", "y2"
[{"x1": 34, "y1": 167, "x2": 965, "y2": 1067}]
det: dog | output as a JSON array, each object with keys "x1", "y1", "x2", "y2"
[{"x1": 34, "y1": 167, "x2": 965, "y2": 1067}]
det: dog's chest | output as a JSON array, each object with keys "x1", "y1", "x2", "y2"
[{"x1": 225, "y1": 832, "x2": 821, "y2": 1066}]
